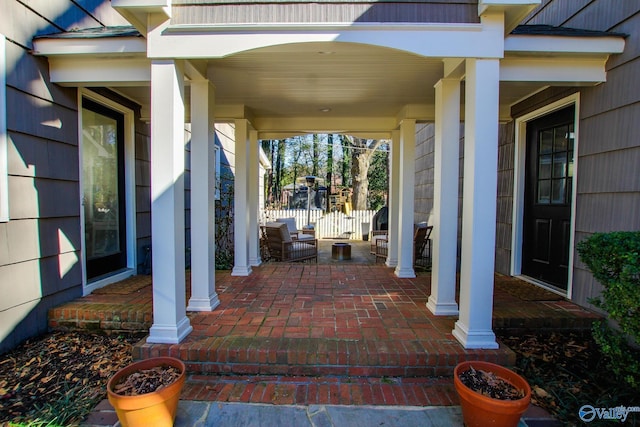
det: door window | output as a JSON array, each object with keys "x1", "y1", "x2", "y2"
[{"x1": 82, "y1": 99, "x2": 127, "y2": 279}]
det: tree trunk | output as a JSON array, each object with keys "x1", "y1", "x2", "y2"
[{"x1": 350, "y1": 138, "x2": 384, "y2": 210}]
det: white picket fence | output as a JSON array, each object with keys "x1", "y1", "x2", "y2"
[{"x1": 261, "y1": 209, "x2": 377, "y2": 240}]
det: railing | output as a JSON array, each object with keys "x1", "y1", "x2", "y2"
[{"x1": 261, "y1": 209, "x2": 377, "y2": 240}]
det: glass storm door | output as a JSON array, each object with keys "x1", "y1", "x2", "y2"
[
  {"x1": 82, "y1": 99, "x2": 127, "y2": 280},
  {"x1": 522, "y1": 106, "x2": 575, "y2": 291}
]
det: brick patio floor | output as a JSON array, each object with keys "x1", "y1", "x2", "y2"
[{"x1": 51, "y1": 246, "x2": 599, "y2": 413}]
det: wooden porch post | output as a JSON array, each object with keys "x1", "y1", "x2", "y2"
[
  {"x1": 427, "y1": 78, "x2": 461, "y2": 315},
  {"x1": 453, "y1": 58, "x2": 500, "y2": 349},
  {"x1": 232, "y1": 119, "x2": 252, "y2": 276},
  {"x1": 249, "y1": 129, "x2": 261, "y2": 266},
  {"x1": 187, "y1": 79, "x2": 220, "y2": 312},
  {"x1": 386, "y1": 129, "x2": 400, "y2": 267},
  {"x1": 394, "y1": 119, "x2": 416, "y2": 278},
  {"x1": 148, "y1": 59, "x2": 193, "y2": 343}
]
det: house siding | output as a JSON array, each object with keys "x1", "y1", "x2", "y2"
[
  {"x1": 507, "y1": 0, "x2": 640, "y2": 307},
  {"x1": 414, "y1": 123, "x2": 434, "y2": 224},
  {"x1": 171, "y1": 0, "x2": 480, "y2": 25},
  {"x1": 495, "y1": 122, "x2": 515, "y2": 275},
  {"x1": 0, "y1": 1, "x2": 141, "y2": 354}
]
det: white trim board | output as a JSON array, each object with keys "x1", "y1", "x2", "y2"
[{"x1": 0, "y1": 34, "x2": 8, "y2": 223}]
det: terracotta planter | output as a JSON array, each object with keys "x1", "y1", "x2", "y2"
[
  {"x1": 454, "y1": 361, "x2": 531, "y2": 427},
  {"x1": 107, "y1": 357, "x2": 186, "y2": 427}
]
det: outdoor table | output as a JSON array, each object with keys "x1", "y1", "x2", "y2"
[{"x1": 331, "y1": 242, "x2": 351, "y2": 260}]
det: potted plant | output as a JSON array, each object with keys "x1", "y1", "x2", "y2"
[
  {"x1": 107, "y1": 356, "x2": 186, "y2": 427},
  {"x1": 454, "y1": 361, "x2": 531, "y2": 427}
]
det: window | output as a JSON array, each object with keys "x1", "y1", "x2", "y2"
[
  {"x1": 0, "y1": 34, "x2": 8, "y2": 222},
  {"x1": 535, "y1": 123, "x2": 574, "y2": 206}
]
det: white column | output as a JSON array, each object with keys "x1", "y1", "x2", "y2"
[
  {"x1": 148, "y1": 60, "x2": 193, "y2": 343},
  {"x1": 248, "y1": 129, "x2": 261, "y2": 266},
  {"x1": 394, "y1": 119, "x2": 416, "y2": 278},
  {"x1": 386, "y1": 130, "x2": 400, "y2": 267},
  {"x1": 187, "y1": 80, "x2": 220, "y2": 312},
  {"x1": 452, "y1": 58, "x2": 500, "y2": 349},
  {"x1": 427, "y1": 79, "x2": 460, "y2": 316},
  {"x1": 232, "y1": 119, "x2": 252, "y2": 276}
]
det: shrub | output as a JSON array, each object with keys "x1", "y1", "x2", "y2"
[{"x1": 577, "y1": 231, "x2": 640, "y2": 389}]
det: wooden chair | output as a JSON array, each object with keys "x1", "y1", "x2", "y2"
[
  {"x1": 370, "y1": 230, "x2": 388, "y2": 255},
  {"x1": 264, "y1": 222, "x2": 318, "y2": 263},
  {"x1": 414, "y1": 224, "x2": 433, "y2": 269},
  {"x1": 375, "y1": 236, "x2": 388, "y2": 263},
  {"x1": 374, "y1": 224, "x2": 433, "y2": 267},
  {"x1": 276, "y1": 217, "x2": 315, "y2": 241}
]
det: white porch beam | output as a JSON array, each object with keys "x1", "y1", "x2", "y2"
[
  {"x1": 148, "y1": 59, "x2": 193, "y2": 344},
  {"x1": 148, "y1": 22, "x2": 505, "y2": 59},
  {"x1": 394, "y1": 120, "x2": 416, "y2": 278},
  {"x1": 505, "y1": 34, "x2": 625, "y2": 56},
  {"x1": 188, "y1": 80, "x2": 221, "y2": 312},
  {"x1": 453, "y1": 58, "x2": 500, "y2": 349},
  {"x1": 500, "y1": 57, "x2": 608, "y2": 83},
  {"x1": 386, "y1": 130, "x2": 400, "y2": 268},
  {"x1": 427, "y1": 79, "x2": 460, "y2": 316},
  {"x1": 253, "y1": 117, "x2": 400, "y2": 134},
  {"x1": 249, "y1": 129, "x2": 261, "y2": 266},
  {"x1": 232, "y1": 119, "x2": 252, "y2": 276},
  {"x1": 47, "y1": 58, "x2": 150, "y2": 86}
]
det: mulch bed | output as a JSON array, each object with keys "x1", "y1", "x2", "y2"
[
  {"x1": 496, "y1": 330, "x2": 639, "y2": 426},
  {"x1": 0, "y1": 331, "x2": 145, "y2": 426}
]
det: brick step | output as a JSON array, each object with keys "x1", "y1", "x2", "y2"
[
  {"x1": 133, "y1": 335, "x2": 516, "y2": 378},
  {"x1": 180, "y1": 374, "x2": 460, "y2": 406}
]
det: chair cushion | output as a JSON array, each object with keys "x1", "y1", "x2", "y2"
[
  {"x1": 296, "y1": 233, "x2": 315, "y2": 241},
  {"x1": 276, "y1": 217, "x2": 298, "y2": 235},
  {"x1": 265, "y1": 222, "x2": 292, "y2": 243},
  {"x1": 289, "y1": 241, "x2": 317, "y2": 257},
  {"x1": 372, "y1": 234, "x2": 387, "y2": 243}
]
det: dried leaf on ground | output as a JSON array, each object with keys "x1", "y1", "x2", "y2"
[{"x1": 0, "y1": 331, "x2": 145, "y2": 425}]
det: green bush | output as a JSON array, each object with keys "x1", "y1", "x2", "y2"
[{"x1": 577, "y1": 231, "x2": 640, "y2": 389}]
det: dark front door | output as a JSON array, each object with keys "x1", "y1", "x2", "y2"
[
  {"x1": 82, "y1": 99, "x2": 127, "y2": 280},
  {"x1": 522, "y1": 106, "x2": 575, "y2": 291}
]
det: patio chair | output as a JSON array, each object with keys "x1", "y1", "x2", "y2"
[
  {"x1": 264, "y1": 222, "x2": 318, "y2": 263},
  {"x1": 414, "y1": 223, "x2": 433, "y2": 268},
  {"x1": 375, "y1": 236, "x2": 388, "y2": 263},
  {"x1": 275, "y1": 217, "x2": 315, "y2": 241},
  {"x1": 373, "y1": 223, "x2": 433, "y2": 267},
  {"x1": 370, "y1": 230, "x2": 387, "y2": 255}
]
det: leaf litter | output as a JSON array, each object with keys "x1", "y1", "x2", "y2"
[
  {"x1": 0, "y1": 331, "x2": 145, "y2": 426},
  {"x1": 458, "y1": 365, "x2": 525, "y2": 400},
  {"x1": 113, "y1": 365, "x2": 181, "y2": 396}
]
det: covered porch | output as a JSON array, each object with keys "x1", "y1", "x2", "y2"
[
  {"x1": 49, "y1": 255, "x2": 600, "y2": 379},
  {"x1": 33, "y1": 0, "x2": 624, "y2": 351}
]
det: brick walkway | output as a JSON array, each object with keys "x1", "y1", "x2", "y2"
[{"x1": 51, "y1": 256, "x2": 597, "y2": 425}]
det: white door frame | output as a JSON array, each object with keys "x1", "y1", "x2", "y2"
[
  {"x1": 510, "y1": 93, "x2": 580, "y2": 298},
  {"x1": 79, "y1": 89, "x2": 137, "y2": 295}
]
